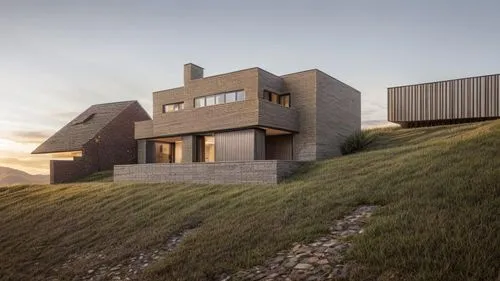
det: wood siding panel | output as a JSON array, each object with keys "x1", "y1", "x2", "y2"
[
  {"x1": 215, "y1": 129, "x2": 257, "y2": 161},
  {"x1": 388, "y1": 74, "x2": 500, "y2": 124},
  {"x1": 265, "y1": 135, "x2": 293, "y2": 160}
]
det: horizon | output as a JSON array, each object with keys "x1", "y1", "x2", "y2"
[{"x1": 1, "y1": 0, "x2": 499, "y2": 175}]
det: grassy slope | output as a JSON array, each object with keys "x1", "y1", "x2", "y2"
[{"x1": 0, "y1": 121, "x2": 499, "y2": 281}]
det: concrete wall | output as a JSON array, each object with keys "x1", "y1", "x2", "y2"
[
  {"x1": 388, "y1": 74, "x2": 500, "y2": 126},
  {"x1": 114, "y1": 160, "x2": 305, "y2": 184},
  {"x1": 316, "y1": 70, "x2": 361, "y2": 159}
]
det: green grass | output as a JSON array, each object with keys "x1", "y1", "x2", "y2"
[
  {"x1": 1, "y1": 120, "x2": 499, "y2": 281},
  {"x1": 75, "y1": 170, "x2": 114, "y2": 183}
]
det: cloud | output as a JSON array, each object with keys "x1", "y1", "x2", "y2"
[
  {"x1": 0, "y1": 155, "x2": 50, "y2": 175},
  {"x1": 7, "y1": 130, "x2": 51, "y2": 144},
  {"x1": 53, "y1": 111, "x2": 80, "y2": 122}
]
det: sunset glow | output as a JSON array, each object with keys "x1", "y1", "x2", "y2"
[{"x1": 1, "y1": 1, "x2": 499, "y2": 175}]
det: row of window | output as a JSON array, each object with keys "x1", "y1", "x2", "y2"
[
  {"x1": 264, "y1": 90, "x2": 291, "y2": 108},
  {"x1": 194, "y1": 90, "x2": 246, "y2": 108},
  {"x1": 162, "y1": 90, "x2": 292, "y2": 112}
]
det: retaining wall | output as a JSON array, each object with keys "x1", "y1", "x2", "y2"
[{"x1": 114, "y1": 160, "x2": 306, "y2": 184}]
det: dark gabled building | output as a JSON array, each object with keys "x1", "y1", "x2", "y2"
[{"x1": 32, "y1": 101, "x2": 151, "y2": 183}]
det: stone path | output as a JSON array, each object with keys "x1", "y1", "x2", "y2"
[
  {"x1": 222, "y1": 205, "x2": 377, "y2": 281},
  {"x1": 51, "y1": 229, "x2": 194, "y2": 281}
]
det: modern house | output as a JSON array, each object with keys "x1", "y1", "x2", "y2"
[
  {"x1": 114, "y1": 63, "x2": 361, "y2": 184},
  {"x1": 32, "y1": 101, "x2": 151, "y2": 184},
  {"x1": 388, "y1": 74, "x2": 500, "y2": 127}
]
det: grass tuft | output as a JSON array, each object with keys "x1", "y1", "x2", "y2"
[{"x1": 340, "y1": 130, "x2": 377, "y2": 155}]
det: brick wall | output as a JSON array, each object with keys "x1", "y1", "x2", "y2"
[
  {"x1": 50, "y1": 159, "x2": 97, "y2": 184},
  {"x1": 316, "y1": 71, "x2": 361, "y2": 159},
  {"x1": 282, "y1": 70, "x2": 318, "y2": 161},
  {"x1": 114, "y1": 160, "x2": 306, "y2": 184}
]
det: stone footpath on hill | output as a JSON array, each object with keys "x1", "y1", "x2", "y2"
[
  {"x1": 220, "y1": 205, "x2": 377, "y2": 281},
  {"x1": 50, "y1": 229, "x2": 193, "y2": 281}
]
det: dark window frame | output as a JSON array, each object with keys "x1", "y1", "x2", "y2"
[
  {"x1": 193, "y1": 90, "x2": 246, "y2": 108},
  {"x1": 263, "y1": 90, "x2": 291, "y2": 108},
  {"x1": 162, "y1": 102, "x2": 185, "y2": 113}
]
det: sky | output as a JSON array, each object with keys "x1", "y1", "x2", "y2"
[{"x1": 1, "y1": 0, "x2": 499, "y2": 174}]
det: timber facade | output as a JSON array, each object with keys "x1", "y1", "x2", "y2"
[
  {"x1": 388, "y1": 74, "x2": 500, "y2": 127},
  {"x1": 132, "y1": 63, "x2": 361, "y2": 170}
]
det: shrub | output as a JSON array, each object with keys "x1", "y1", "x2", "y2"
[{"x1": 340, "y1": 130, "x2": 375, "y2": 155}]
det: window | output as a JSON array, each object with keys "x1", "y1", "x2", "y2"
[
  {"x1": 206, "y1": 95, "x2": 215, "y2": 106},
  {"x1": 215, "y1": 94, "x2": 225, "y2": 104},
  {"x1": 225, "y1": 92, "x2": 236, "y2": 103},
  {"x1": 280, "y1": 94, "x2": 290, "y2": 108},
  {"x1": 236, "y1": 90, "x2": 245, "y2": 101},
  {"x1": 264, "y1": 90, "x2": 291, "y2": 108},
  {"x1": 195, "y1": 97, "x2": 206, "y2": 108},
  {"x1": 163, "y1": 102, "x2": 185, "y2": 113},
  {"x1": 193, "y1": 90, "x2": 246, "y2": 108}
]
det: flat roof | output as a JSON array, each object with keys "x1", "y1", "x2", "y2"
[{"x1": 388, "y1": 73, "x2": 500, "y2": 89}]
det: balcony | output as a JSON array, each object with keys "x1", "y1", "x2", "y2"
[{"x1": 258, "y1": 100, "x2": 299, "y2": 132}]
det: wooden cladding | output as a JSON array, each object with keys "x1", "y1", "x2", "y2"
[
  {"x1": 215, "y1": 129, "x2": 262, "y2": 161},
  {"x1": 388, "y1": 74, "x2": 500, "y2": 122}
]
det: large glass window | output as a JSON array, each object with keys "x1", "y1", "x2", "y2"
[
  {"x1": 193, "y1": 90, "x2": 245, "y2": 108},
  {"x1": 163, "y1": 102, "x2": 185, "y2": 113},
  {"x1": 204, "y1": 136, "x2": 215, "y2": 162}
]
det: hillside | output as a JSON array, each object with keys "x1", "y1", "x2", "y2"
[
  {"x1": 0, "y1": 120, "x2": 499, "y2": 281},
  {"x1": 0, "y1": 166, "x2": 49, "y2": 186}
]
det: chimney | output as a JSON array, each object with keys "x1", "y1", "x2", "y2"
[{"x1": 184, "y1": 63, "x2": 204, "y2": 85}]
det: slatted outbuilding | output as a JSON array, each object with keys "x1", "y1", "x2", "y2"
[{"x1": 388, "y1": 74, "x2": 500, "y2": 127}]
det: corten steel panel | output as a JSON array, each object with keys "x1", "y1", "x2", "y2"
[
  {"x1": 215, "y1": 129, "x2": 259, "y2": 161},
  {"x1": 315, "y1": 70, "x2": 361, "y2": 159},
  {"x1": 388, "y1": 74, "x2": 500, "y2": 125}
]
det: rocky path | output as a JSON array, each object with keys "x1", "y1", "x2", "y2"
[
  {"x1": 51, "y1": 229, "x2": 194, "y2": 281},
  {"x1": 223, "y1": 205, "x2": 377, "y2": 281}
]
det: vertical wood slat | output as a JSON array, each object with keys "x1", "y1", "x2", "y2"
[{"x1": 388, "y1": 74, "x2": 500, "y2": 123}]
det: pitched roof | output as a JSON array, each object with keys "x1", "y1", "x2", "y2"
[{"x1": 32, "y1": 100, "x2": 138, "y2": 154}]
